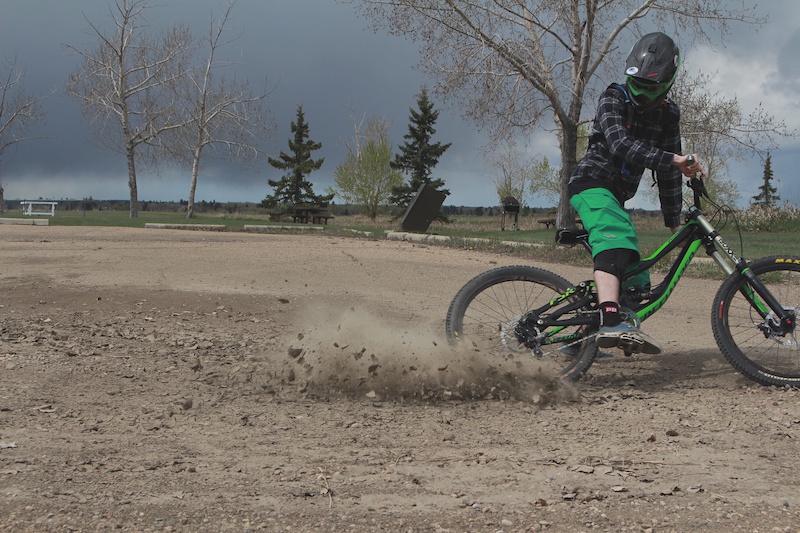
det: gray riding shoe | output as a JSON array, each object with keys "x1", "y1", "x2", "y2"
[{"x1": 596, "y1": 323, "x2": 663, "y2": 355}]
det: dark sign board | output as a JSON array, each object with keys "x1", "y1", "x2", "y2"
[{"x1": 400, "y1": 183, "x2": 447, "y2": 233}]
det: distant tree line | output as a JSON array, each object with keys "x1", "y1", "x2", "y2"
[{"x1": 2, "y1": 198, "x2": 575, "y2": 217}]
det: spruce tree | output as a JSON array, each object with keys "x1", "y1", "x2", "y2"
[
  {"x1": 751, "y1": 153, "x2": 780, "y2": 208},
  {"x1": 390, "y1": 88, "x2": 451, "y2": 210},
  {"x1": 262, "y1": 105, "x2": 332, "y2": 208}
]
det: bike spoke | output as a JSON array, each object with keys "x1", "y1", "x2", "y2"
[{"x1": 446, "y1": 266, "x2": 600, "y2": 381}]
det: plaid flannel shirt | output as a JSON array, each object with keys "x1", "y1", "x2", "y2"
[{"x1": 568, "y1": 84, "x2": 684, "y2": 228}]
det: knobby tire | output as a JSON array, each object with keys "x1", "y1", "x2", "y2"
[
  {"x1": 711, "y1": 256, "x2": 800, "y2": 387},
  {"x1": 445, "y1": 265, "x2": 598, "y2": 382}
]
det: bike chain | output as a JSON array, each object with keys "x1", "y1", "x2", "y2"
[
  {"x1": 533, "y1": 332, "x2": 600, "y2": 358},
  {"x1": 534, "y1": 306, "x2": 640, "y2": 358}
]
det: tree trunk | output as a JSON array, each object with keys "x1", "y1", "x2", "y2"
[
  {"x1": 556, "y1": 120, "x2": 579, "y2": 228},
  {"x1": 186, "y1": 145, "x2": 202, "y2": 219},
  {"x1": 126, "y1": 144, "x2": 139, "y2": 218}
]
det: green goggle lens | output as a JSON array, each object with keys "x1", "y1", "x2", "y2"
[{"x1": 626, "y1": 76, "x2": 670, "y2": 99}]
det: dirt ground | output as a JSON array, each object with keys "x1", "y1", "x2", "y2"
[{"x1": 1, "y1": 225, "x2": 798, "y2": 533}]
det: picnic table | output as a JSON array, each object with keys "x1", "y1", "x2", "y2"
[
  {"x1": 538, "y1": 217, "x2": 582, "y2": 229},
  {"x1": 292, "y1": 206, "x2": 335, "y2": 225},
  {"x1": 21, "y1": 201, "x2": 58, "y2": 217},
  {"x1": 537, "y1": 218, "x2": 557, "y2": 229}
]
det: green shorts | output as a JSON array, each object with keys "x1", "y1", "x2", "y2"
[{"x1": 569, "y1": 188, "x2": 649, "y2": 287}]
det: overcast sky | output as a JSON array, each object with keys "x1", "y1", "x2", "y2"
[{"x1": 1, "y1": 0, "x2": 798, "y2": 208}]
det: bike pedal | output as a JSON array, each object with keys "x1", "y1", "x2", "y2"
[{"x1": 617, "y1": 334, "x2": 645, "y2": 354}]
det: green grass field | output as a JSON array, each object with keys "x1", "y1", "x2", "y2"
[
  {"x1": 426, "y1": 212, "x2": 800, "y2": 259},
  {"x1": 3, "y1": 207, "x2": 798, "y2": 264},
  {"x1": 11, "y1": 209, "x2": 273, "y2": 231}
]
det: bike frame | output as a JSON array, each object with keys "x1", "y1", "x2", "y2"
[{"x1": 533, "y1": 180, "x2": 793, "y2": 350}]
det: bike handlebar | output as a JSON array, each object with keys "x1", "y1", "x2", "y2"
[{"x1": 684, "y1": 155, "x2": 709, "y2": 209}]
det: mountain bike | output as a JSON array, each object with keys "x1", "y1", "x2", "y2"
[{"x1": 445, "y1": 170, "x2": 800, "y2": 387}]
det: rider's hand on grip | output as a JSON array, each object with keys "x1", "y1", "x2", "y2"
[
  {"x1": 682, "y1": 154, "x2": 708, "y2": 203},
  {"x1": 678, "y1": 154, "x2": 705, "y2": 178}
]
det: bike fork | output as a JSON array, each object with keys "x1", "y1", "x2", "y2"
[
  {"x1": 698, "y1": 214, "x2": 794, "y2": 332},
  {"x1": 737, "y1": 269, "x2": 796, "y2": 335}
]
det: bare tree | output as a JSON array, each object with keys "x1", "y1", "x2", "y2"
[
  {"x1": 352, "y1": 0, "x2": 765, "y2": 226},
  {"x1": 670, "y1": 70, "x2": 789, "y2": 208},
  {"x1": 488, "y1": 140, "x2": 534, "y2": 208},
  {"x1": 169, "y1": 1, "x2": 273, "y2": 218},
  {"x1": 0, "y1": 58, "x2": 47, "y2": 211},
  {"x1": 65, "y1": 0, "x2": 194, "y2": 218}
]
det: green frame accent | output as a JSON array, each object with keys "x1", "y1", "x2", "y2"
[{"x1": 541, "y1": 221, "x2": 706, "y2": 347}]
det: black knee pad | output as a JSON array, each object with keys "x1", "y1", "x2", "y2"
[{"x1": 594, "y1": 249, "x2": 635, "y2": 280}]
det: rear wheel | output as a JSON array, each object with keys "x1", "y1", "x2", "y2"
[
  {"x1": 711, "y1": 256, "x2": 800, "y2": 387},
  {"x1": 445, "y1": 265, "x2": 598, "y2": 381}
]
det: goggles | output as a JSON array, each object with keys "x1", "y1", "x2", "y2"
[{"x1": 626, "y1": 75, "x2": 671, "y2": 100}]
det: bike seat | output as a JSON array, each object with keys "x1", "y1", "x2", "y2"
[{"x1": 555, "y1": 227, "x2": 589, "y2": 248}]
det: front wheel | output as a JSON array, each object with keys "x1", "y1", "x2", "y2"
[
  {"x1": 445, "y1": 265, "x2": 598, "y2": 381},
  {"x1": 711, "y1": 256, "x2": 800, "y2": 387}
]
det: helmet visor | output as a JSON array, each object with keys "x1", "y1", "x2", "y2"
[{"x1": 627, "y1": 75, "x2": 671, "y2": 100}]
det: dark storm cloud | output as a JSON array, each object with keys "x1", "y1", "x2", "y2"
[
  {"x1": 771, "y1": 28, "x2": 800, "y2": 95},
  {"x1": 0, "y1": 0, "x2": 797, "y2": 207},
  {"x1": 0, "y1": 0, "x2": 489, "y2": 205}
]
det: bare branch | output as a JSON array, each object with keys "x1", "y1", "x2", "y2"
[
  {"x1": 65, "y1": 0, "x2": 195, "y2": 217},
  {"x1": 0, "y1": 57, "x2": 48, "y2": 166},
  {"x1": 161, "y1": 0, "x2": 274, "y2": 218},
  {"x1": 352, "y1": 0, "x2": 768, "y2": 224}
]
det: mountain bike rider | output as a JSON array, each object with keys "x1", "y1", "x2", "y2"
[{"x1": 567, "y1": 32, "x2": 705, "y2": 355}]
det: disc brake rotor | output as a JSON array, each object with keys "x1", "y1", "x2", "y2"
[
  {"x1": 501, "y1": 315, "x2": 531, "y2": 354},
  {"x1": 762, "y1": 308, "x2": 799, "y2": 347}
]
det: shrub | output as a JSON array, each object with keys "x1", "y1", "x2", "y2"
[{"x1": 736, "y1": 203, "x2": 800, "y2": 232}]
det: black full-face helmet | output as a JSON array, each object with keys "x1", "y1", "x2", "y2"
[{"x1": 625, "y1": 32, "x2": 681, "y2": 110}]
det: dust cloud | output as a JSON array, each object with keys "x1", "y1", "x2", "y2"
[{"x1": 281, "y1": 304, "x2": 577, "y2": 405}]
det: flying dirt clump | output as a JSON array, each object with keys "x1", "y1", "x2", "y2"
[{"x1": 281, "y1": 304, "x2": 578, "y2": 404}]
